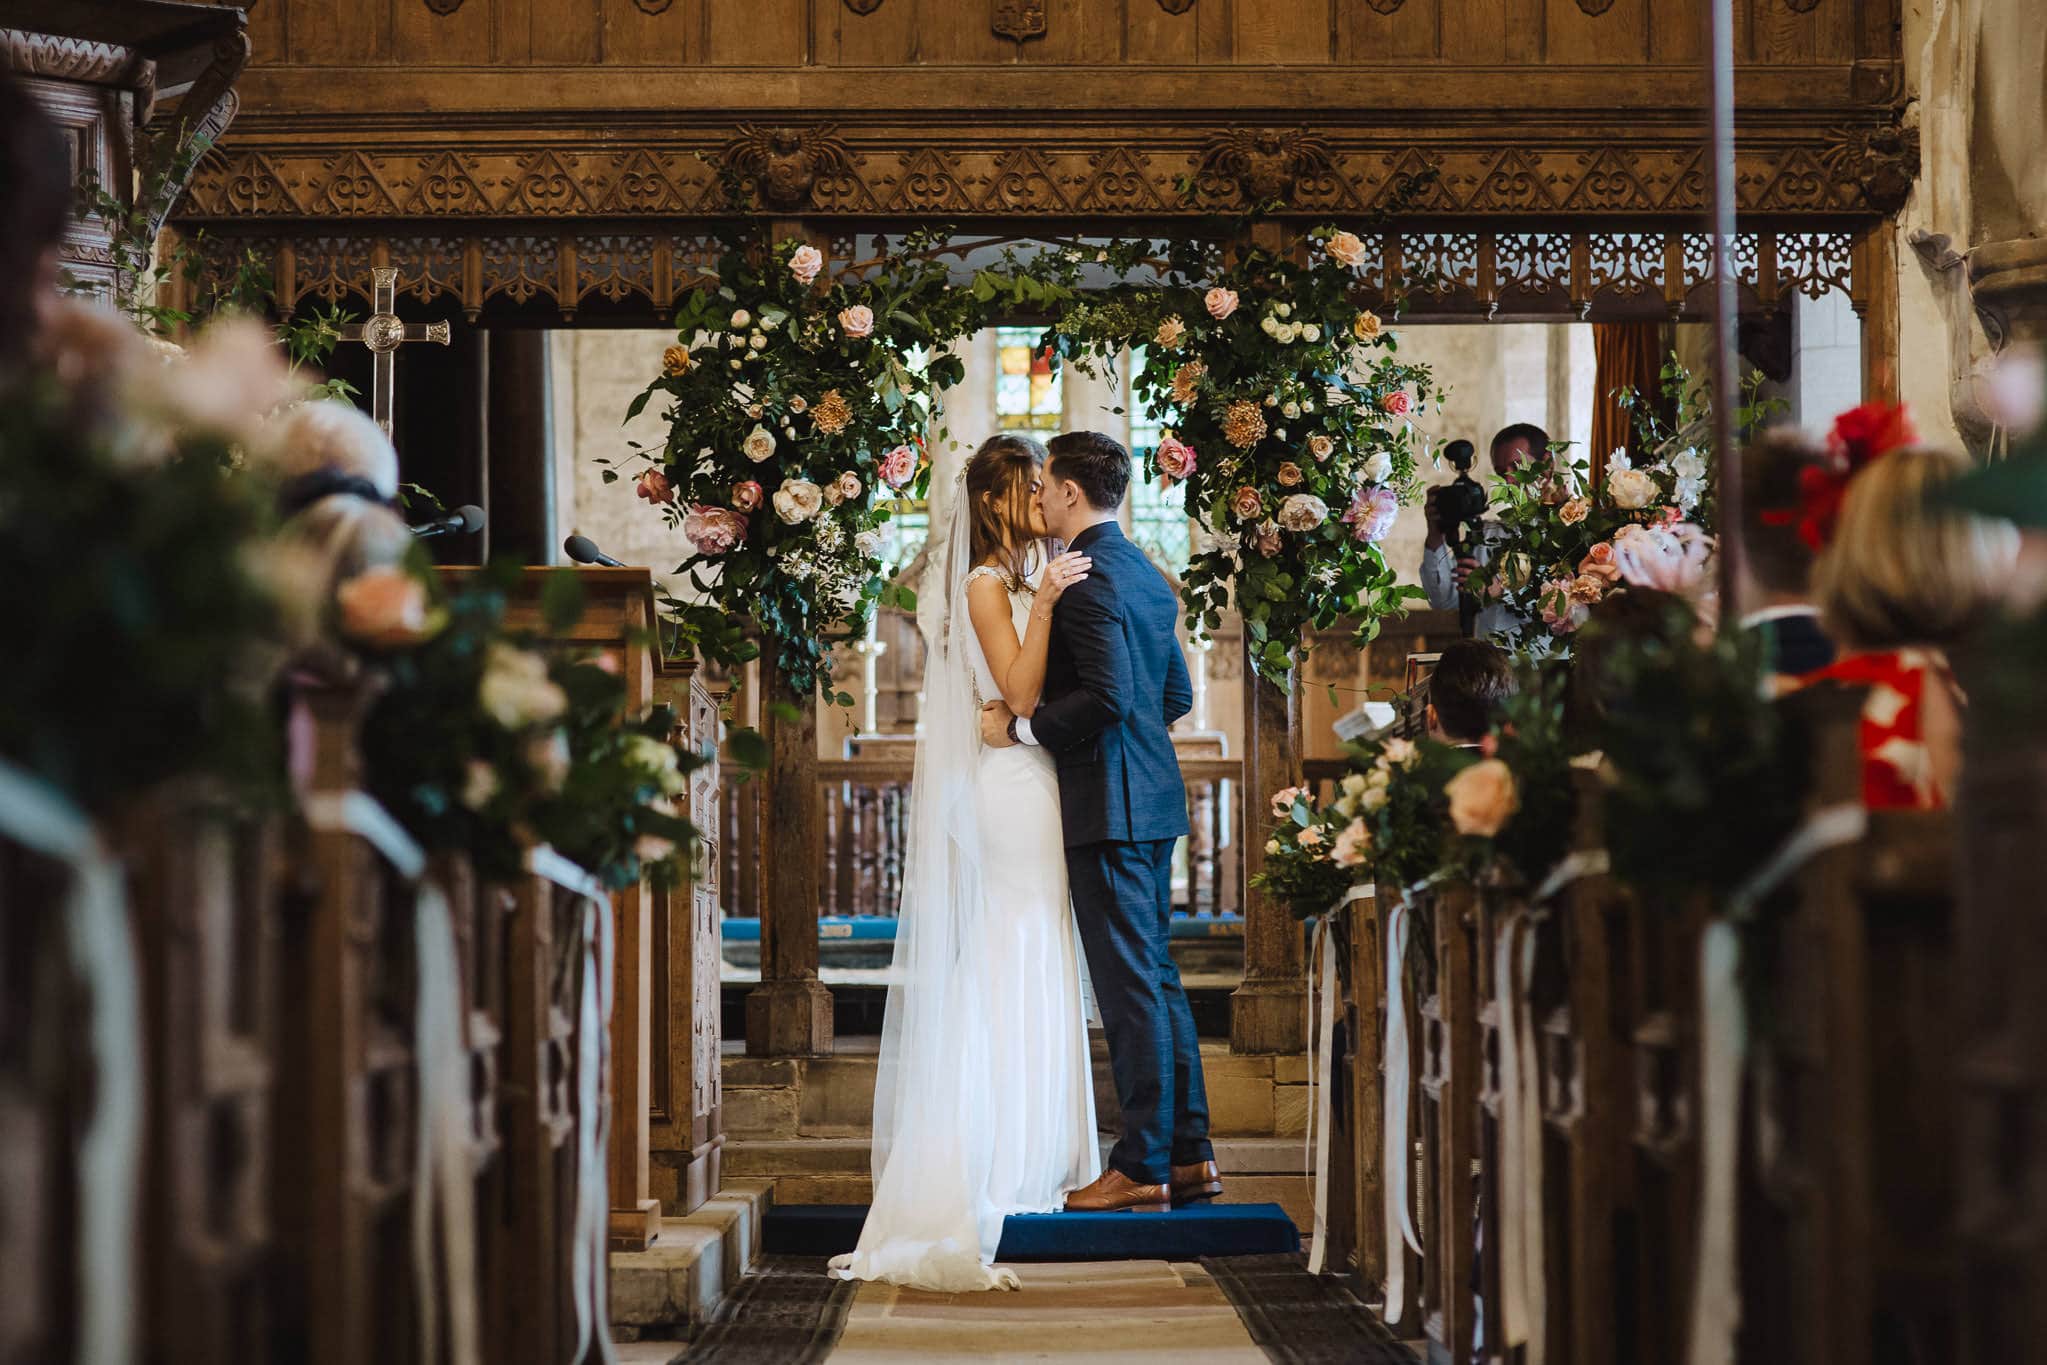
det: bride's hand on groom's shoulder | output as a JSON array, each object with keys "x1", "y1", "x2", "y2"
[
  {"x1": 980, "y1": 699, "x2": 1016, "y2": 748},
  {"x1": 1038, "y1": 551, "x2": 1091, "y2": 610}
]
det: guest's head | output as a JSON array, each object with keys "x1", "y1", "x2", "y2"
[
  {"x1": 1742, "y1": 428, "x2": 1829, "y2": 604},
  {"x1": 0, "y1": 77, "x2": 76, "y2": 374},
  {"x1": 1426, "y1": 640, "x2": 1518, "y2": 744},
  {"x1": 1039, "y1": 429, "x2": 1130, "y2": 542},
  {"x1": 1564, "y1": 588, "x2": 1695, "y2": 736},
  {"x1": 964, "y1": 432, "x2": 1050, "y2": 586},
  {"x1": 1489, "y1": 423, "x2": 1551, "y2": 478},
  {"x1": 1813, "y1": 445, "x2": 2019, "y2": 651}
]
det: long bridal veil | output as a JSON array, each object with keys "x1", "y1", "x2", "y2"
[{"x1": 828, "y1": 486, "x2": 1020, "y2": 1292}]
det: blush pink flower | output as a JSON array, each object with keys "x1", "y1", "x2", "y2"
[
  {"x1": 1378, "y1": 389, "x2": 1412, "y2": 418},
  {"x1": 1231, "y1": 485, "x2": 1265, "y2": 521},
  {"x1": 731, "y1": 479, "x2": 764, "y2": 512},
  {"x1": 787, "y1": 243, "x2": 824, "y2": 285},
  {"x1": 838, "y1": 304, "x2": 875, "y2": 339},
  {"x1": 1539, "y1": 577, "x2": 1589, "y2": 634},
  {"x1": 1155, "y1": 434, "x2": 1198, "y2": 484},
  {"x1": 636, "y1": 468, "x2": 675, "y2": 505},
  {"x1": 1612, "y1": 521, "x2": 1716, "y2": 594},
  {"x1": 1253, "y1": 521, "x2": 1284, "y2": 558},
  {"x1": 1341, "y1": 485, "x2": 1400, "y2": 543},
  {"x1": 1445, "y1": 758, "x2": 1519, "y2": 838},
  {"x1": 1276, "y1": 461, "x2": 1304, "y2": 487},
  {"x1": 336, "y1": 567, "x2": 439, "y2": 650},
  {"x1": 877, "y1": 443, "x2": 918, "y2": 489},
  {"x1": 1325, "y1": 231, "x2": 1369, "y2": 269},
  {"x1": 1269, "y1": 785, "x2": 1307, "y2": 819},
  {"x1": 684, "y1": 504, "x2": 748, "y2": 555},
  {"x1": 1297, "y1": 825, "x2": 1326, "y2": 850},
  {"x1": 823, "y1": 470, "x2": 864, "y2": 507},
  {"x1": 1204, "y1": 287, "x2": 1239, "y2": 321},
  {"x1": 1278, "y1": 493, "x2": 1329, "y2": 532},
  {"x1": 1332, "y1": 818, "x2": 1372, "y2": 868}
]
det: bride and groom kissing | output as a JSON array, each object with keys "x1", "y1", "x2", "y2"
[{"x1": 829, "y1": 430, "x2": 1219, "y2": 1292}]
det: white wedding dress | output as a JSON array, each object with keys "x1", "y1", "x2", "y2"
[{"x1": 828, "y1": 520, "x2": 1099, "y2": 1293}]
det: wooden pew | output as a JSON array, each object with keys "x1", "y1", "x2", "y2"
[
  {"x1": 1356, "y1": 884, "x2": 1426, "y2": 1337},
  {"x1": 1418, "y1": 879, "x2": 1481, "y2": 1362}
]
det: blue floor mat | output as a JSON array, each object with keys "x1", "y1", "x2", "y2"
[{"x1": 763, "y1": 1202, "x2": 1300, "y2": 1262}]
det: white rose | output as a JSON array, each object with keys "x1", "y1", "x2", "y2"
[
  {"x1": 1340, "y1": 772, "x2": 1369, "y2": 798},
  {"x1": 1265, "y1": 839, "x2": 1282, "y2": 856},
  {"x1": 854, "y1": 529, "x2": 884, "y2": 557},
  {"x1": 1300, "y1": 323, "x2": 1322, "y2": 343},
  {"x1": 773, "y1": 478, "x2": 825, "y2": 524},
  {"x1": 1361, "y1": 451, "x2": 1393, "y2": 483},
  {"x1": 1607, "y1": 447, "x2": 1632, "y2": 472},
  {"x1": 1276, "y1": 322, "x2": 1300, "y2": 343},
  {"x1": 1674, "y1": 476, "x2": 1705, "y2": 509},
  {"x1": 1333, "y1": 794, "x2": 1358, "y2": 819},
  {"x1": 731, "y1": 309, "x2": 751, "y2": 328},
  {"x1": 1607, "y1": 466, "x2": 1659, "y2": 510},
  {"x1": 1362, "y1": 785, "x2": 1389, "y2": 813},
  {"x1": 1282, "y1": 401, "x2": 1301, "y2": 420},
  {"x1": 479, "y1": 643, "x2": 568, "y2": 730},
  {"x1": 1260, "y1": 316, "x2": 1281, "y2": 338},
  {"x1": 742, "y1": 424, "x2": 777, "y2": 462},
  {"x1": 1672, "y1": 449, "x2": 1708, "y2": 481},
  {"x1": 1274, "y1": 303, "x2": 1292, "y2": 320},
  {"x1": 748, "y1": 333, "x2": 766, "y2": 351}
]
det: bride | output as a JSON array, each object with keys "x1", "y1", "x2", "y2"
[{"x1": 829, "y1": 434, "x2": 1100, "y2": 1292}]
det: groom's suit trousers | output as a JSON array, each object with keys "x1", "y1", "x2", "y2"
[{"x1": 1067, "y1": 837, "x2": 1213, "y2": 1186}]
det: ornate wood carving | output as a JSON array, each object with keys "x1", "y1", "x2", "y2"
[
  {"x1": 992, "y1": 0, "x2": 1048, "y2": 42},
  {"x1": 0, "y1": 29, "x2": 152, "y2": 90},
  {"x1": 1199, "y1": 128, "x2": 1338, "y2": 205},
  {"x1": 718, "y1": 123, "x2": 856, "y2": 212},
  {"x1": 1821, "y1": 118, "x2": 1920, "y2": 215}
]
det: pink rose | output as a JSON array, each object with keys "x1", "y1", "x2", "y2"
[
  {"x1": 1325, "y1": 231, "x2": 1368, "y2": 269},
  {"x1": 1155, "y1": 434, "x2": 1198, "y2": 483},
  {"x1": 1341, "y1": 485, "x2": 1400, "y2": 543},
  {"x1": 1539, "y1": 577, "x2": 1589, "y2": 634},
  {"x1": 822, "y1": 470, "x2": 864, "y2": 507},
  {"x1": 788, "y1": 243, "x2": 824, "y2": 285},
  {"x1": 838, "y1": 304, "x2": 875, "y2": 338},
  {"x1": 1269, "y1": 785, "x2": 1306, "y2": 819},
  {"x1": 336, "y1": 567, "x2": 438, "y2": 649},
  {"x1": 1445, "y1": 758, "x2": 1519, "y2": 838},
  {"x1": 877, "y1": 443, "x2": 918, "y2": 489},
  {"x1": 636, "y1": 468, "x2": 674, "y2": 505},
  {"x1": 1204, "y1": 287, "x2": 1239, "y2": 321},
  {"x1": 731, "y1": 479, "x2": 764, "y2": 512},
  {"x1": 1253, "y1": 521, "x2": 1284, "y2": 558},
  {"x1": 1379, "y1": 389, "x2": 1412, "y2": 417},
  {"x1": 684, "y1": 504, "x2": 748, "y2": 555},
  {"x1": 1612, "y1": 521, "x2": 1715, "y2": 594},
  {"x1": 1332, "y1": 818, "x2": 1372, "y2": 868},
  {"x1": 1231, "y1": 485, "x2": 1264, "y2": 521},
  {"x1": 1277, "y1": 461, "x2": 1304, "y2": 487}
]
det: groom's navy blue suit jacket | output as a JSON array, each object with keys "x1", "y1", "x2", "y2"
[{"x1": 1028, "y1": 520, "x2": 1193, "y2": 848}]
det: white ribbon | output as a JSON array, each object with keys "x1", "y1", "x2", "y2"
[
  {"x1": 304, "y1": 791, "x2": 478, "y2": 1365},
  {"x1": 1381, "y1": 891, "x2": 1424, "y2": 1323},
  {"x1": 1492, "y1": 909, "x2": 1548, "y2": 1362},
  {"x1": 1305, "y1": 887, "x2": 1369, "y2": 1274},
  {"x1": 526, "y1": 846, "x2": 620, "y2": 1365},
  {"x1": 1687, "y1": 803, "x2": 1868, "y2": 1365},
  {"x1": 0, "y1": 762, "x2": 140, "y2": 1365},
  {"x1": 1533, "y1": 848, "x2": 1609, "y2": 905}
]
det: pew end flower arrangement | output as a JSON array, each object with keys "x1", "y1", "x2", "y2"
[
  {"x1": 1050, "y1": 228, "x2": 1442, "y2": 683},
  {"x1": 614, "y1": 229, "x2": 996, "y2": 702},
  {"x1": 338, "y1": 557, "x2": 705, "y2": 891}
]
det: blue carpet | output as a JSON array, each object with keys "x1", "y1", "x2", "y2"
[
  {"x1": 721, "y1": 912, "x2": 1245, "y2": 943},
  {"x1": 763, "y1": 1202, "x2": 1300, "y2": 1261}
]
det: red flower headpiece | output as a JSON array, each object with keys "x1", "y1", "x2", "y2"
[{"x1": 1758, "y1": 401, "x2": 1917, "y2": 550}]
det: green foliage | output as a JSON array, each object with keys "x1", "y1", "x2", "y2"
[
  {"x1": 0, "y1": 373, "x2": 283, "y2": 815},
  {"x1": 1442, "y1": 662, "x2": 1577, "y2": 893}
]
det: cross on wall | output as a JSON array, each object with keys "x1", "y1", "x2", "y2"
[{"x1": 339, "y1": 267, "x2": 451, "y2": 440}]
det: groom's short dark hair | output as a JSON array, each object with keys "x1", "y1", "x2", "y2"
[{"x1": 1046, "y1": 431, "x2": 1131, "y2": 511}]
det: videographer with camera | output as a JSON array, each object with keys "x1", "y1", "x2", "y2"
[{"x1": 1420, "y1": 423, "x2": 1549, "y2": 639}]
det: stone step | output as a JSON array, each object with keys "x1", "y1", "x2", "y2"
[{"x1": 608, "y1": 1180, "x2": 773, "y2": 1344}]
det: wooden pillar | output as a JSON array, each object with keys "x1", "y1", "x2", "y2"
[
  {"x1": 484, "y1": 329, "x2": 556, "y2": 566},
  {"x1": 1232, "y1": 652, "x2": 1307, "y2": 1054},
  {"x1": 745, "y1": 667, "x2": 833, "y2": 1056},
  {"x1": 1853, "y1": 224, "x2": 1901, "y2": 404}
]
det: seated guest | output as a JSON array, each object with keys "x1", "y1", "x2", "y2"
[
  {"x1": 1421, "y1": 424, "x2": 1548, "y2": 639},
  {"x1": 1805, "y1": 438, "x2": 2018, "y2": 809},
  {"x1": 1743, "y1": 429, "x2": 1837, "y2": 685},
  {"x1": 1424, "y1": 639, "x2": 1518, "y2": 746}
]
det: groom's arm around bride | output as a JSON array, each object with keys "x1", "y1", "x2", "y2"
[{"x1": 980, "y1": 431, "x2": 1217, "y2": 1214}]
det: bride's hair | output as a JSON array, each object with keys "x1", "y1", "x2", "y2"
[{"x1": 964, "y1": 434, "x2": 1052, "y2": 590}]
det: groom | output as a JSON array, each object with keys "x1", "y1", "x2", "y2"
[{"x1": 980, "y1": 430, "x2": 1219, "y2": 1215}]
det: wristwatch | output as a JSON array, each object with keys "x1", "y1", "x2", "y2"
[{"x1": 1006, "y1": 715, "x2": 1021, "y2": 745}]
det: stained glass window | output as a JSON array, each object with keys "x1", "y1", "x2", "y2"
[
  {"x1": 995, "y1": 326, "x2": 1063, "y2": 432},
  {"x1": 1124, "y1": 346, "x2": 1192, "y2": 574}
]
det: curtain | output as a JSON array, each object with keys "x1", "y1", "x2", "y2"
[{"x1": 1588, "y1": 322, "x2": 1667, "y2": 486}]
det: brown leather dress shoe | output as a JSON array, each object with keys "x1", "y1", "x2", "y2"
[
  {"x1": 1171, "y1": 1160, "x2": 1224, "y2": 1204},
  {"x1": 1064, "y1": 1167, "x2": 1170, "y2": 1214}
]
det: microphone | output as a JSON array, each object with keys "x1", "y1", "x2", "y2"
[
  {"x1": 410, "y1": 504, "x2": 485, "y2": 539},
  {"x1": 564, "y1": 534, "x2": 627, "y2": 568}
]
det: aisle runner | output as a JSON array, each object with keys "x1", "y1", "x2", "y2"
[{"x1": 681, "y1": 1258, "x2": 857, "y2": 1365}]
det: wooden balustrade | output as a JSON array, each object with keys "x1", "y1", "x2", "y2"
[{"x1": 720, "y1": 751, "x2": 1245, "y2": 922}]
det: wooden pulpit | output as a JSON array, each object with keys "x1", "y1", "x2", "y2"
[{"x1": 439, "y1": 566, "x2": 723, "y2": 1247}]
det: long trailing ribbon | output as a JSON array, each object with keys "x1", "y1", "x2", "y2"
[
  {"x1": 1492, "y1": 909, "x2": 1548, "y2": 1362},
  {"x1": 303, "y1": 791, "x2": 479, "y2": 1365},
  {"x1": 1305, "y1": 886, "x2": 1370, "y2": 1275},
  {"x1": 0, "y1": 762, "x2": 140, "y2": 1365},
  {"x1": 528, "y1": 845, "x2": 621, "y2": 1365},
  {"x1": 1381, "y1": 889, "x2": 1424, "y2": 1324},
  {"x1": 1687, "y1": 803, "x2": 1867, "y2": 1365}
]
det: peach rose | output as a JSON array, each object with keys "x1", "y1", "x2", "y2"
[
  {"x1": 1204, "y1": 287, "x2": 1239, "y2": 321},
  {"x1": 635, "y1": 468, "x2": 675, "y2": 504},
  {"x1": 1277, "y1": 461, "x2": 1304, "y2": 487},
  {"x1": 732, "y1": 479, "x2": 764, "y2": 512},
  {"x1": 661, "y1": 345, "x2": 692, "y2": 378},
  {"x1": 788, "y1": 243, "x2": 824, "y2": 284},
  {"x1": 336, "y1": 567, "x2": 438, "y2": 649},
  {"x1": 1155, "y1": 434, "x2": 1197, "y2": 483},
  {"x1": 1445, "y1": 759, "x2": 1520, "y2": 838},
  {"x1": 1231, "y1": 485, "x2": 1265, "y2": 521},
  {"x1": 1297, "y1": 824, "x2": 1326, "y2": 850},
  {"x1": 1307, "y1": 433, "x2": 1335, "y2": 462},
  {"x1": 1332, "y1": 818, "x2": 1372, "y2": 868},
  {"x1": 1269, "y1": 785, "x2": 1307, "y2": 819},
  {"x1": 1326, "y1": 231, "x2": 1368, "y2": 268},
  {"x1": 772, "y1": 478, "x2": 824, "y2": 524},
  {"x1": 878, "y1": 443, "x2": 918, "y2": 489},
  {"x1": 824, "y1": 470, "x2": 863, "y2": 507},
  {"x1": 1155, "y1": 315, "x2": 1188, "y2": 348},
  {"x1": 1559, "y1": 496, "x2": 1590, "y2": 526},
  {"x1": 1352, "y1": 310, "x2": 1383, "y2": 342},
  {"x1": 838, "y1": 304, "x2": 875, "y2": 338}
]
